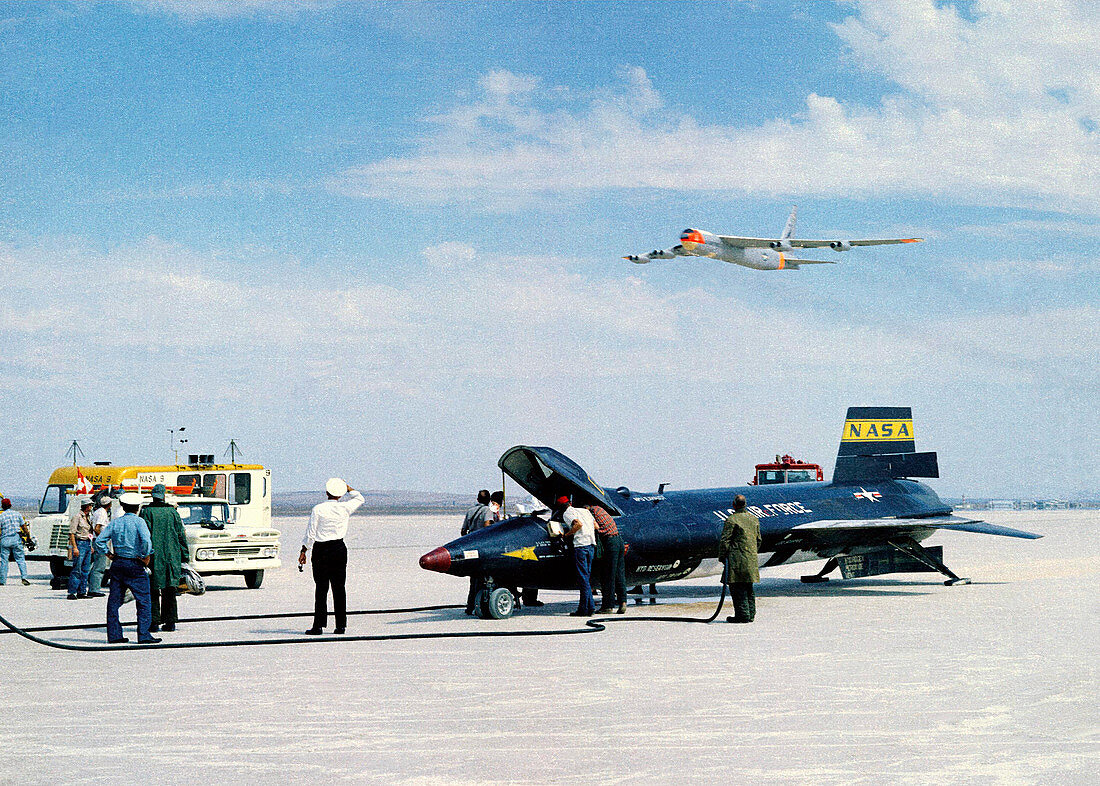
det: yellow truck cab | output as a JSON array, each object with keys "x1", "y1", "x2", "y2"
[{"x1": 30, "y1": 460, "x2": 279, "y2": 590}]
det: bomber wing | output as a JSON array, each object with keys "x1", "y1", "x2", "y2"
[
  {"x1": 719, "y1": 236, "x2": 923, "y2": 249},
  {"x1": 623, "y1": 244, "x2": 686, "y2": 264}
]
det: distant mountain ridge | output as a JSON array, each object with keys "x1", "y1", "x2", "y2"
[{"x1": 275, "y1": 490, "x2": 470, "y2": 515}]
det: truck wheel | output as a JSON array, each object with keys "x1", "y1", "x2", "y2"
[
  {"x1": 244, "y1": 569, "x2": 264, "y2": 589},
  {"x1": 49, "y1": 557, "x2": 70, "y2": 590},
  {"x1": 486, "y1": 588, "x2": 515, "y2": 620}
]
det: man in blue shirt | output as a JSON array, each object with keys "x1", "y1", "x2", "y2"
[
  {"x1": 94, "y1": 493, "x2": 160, "y2": 644},
  {"x1": 0, "y1": 498, "x2": 31, "y2": 586}
]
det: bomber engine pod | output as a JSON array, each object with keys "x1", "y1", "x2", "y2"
[{"x1": 420, "y1": 407, "x2": 1040, "y2": 617}]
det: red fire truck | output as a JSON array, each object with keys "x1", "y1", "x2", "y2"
[{"x1": 749, "y1": 454, "x2": 824, "y2": 485}]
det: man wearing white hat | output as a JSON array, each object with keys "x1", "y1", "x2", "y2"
[
  {"x1": 299, "y1": 478, "x2": 364, "y2": 635},
  {"x1": 94, "y1": 492, "x2": 159, "y2": 644}
]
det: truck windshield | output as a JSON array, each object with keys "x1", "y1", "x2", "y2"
[
  {"x1": 756, "y1": 470, "x2": 785, "y2": 485},
  {"x1": 40, "y1": 484, "x2": 71, "y2": 514},
  {"x1": 177, "y1": 503, "x2": 229, "y2": 527},
  {"x1": 787, "y1": 469, "x2": 816, "y2": 482}
]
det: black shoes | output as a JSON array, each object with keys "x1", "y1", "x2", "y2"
[
  {"x1": 21, "y1": 579, "x2": 30, "y2": 586},
  {"x1": 333, "y1": 628, "x2": 345, "y2": 635},
  {"x1": 596, "y1": 606, "x2": 614, "y2": 613},
  {"x1": 87, "y1": 591, "x2": 104, "y2": 598},
  {"x1": 304, "y1": 628, "x2": 323, "y2": 635},
  {"x1": 616, "y1": 604, "x2": 627, "y2": 614},
  {"x1": 108, "y1": 637, "x2": 129, "y2": 644},
  {"x1": 161, "y1": 623, "x2": 175, "y2": 632},
  {"x1": 67, "y1": 594, "x2": 78, "y2": 600},
  {"x1": 726, "y1": 616, "x2": 753, "y2": 623},
  {"x1": 137, "y1": 637, "x2": 162, "y2": 644},
  {"x1": 569, "y1": 611, "x2": 593, "y2": 617},
  {"x1": 148, "y1": 624, "x2": 159, "y2": 633}
]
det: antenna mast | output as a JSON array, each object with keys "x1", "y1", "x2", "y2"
[
  {"x1": 65, "y1": 440, "x2": 85, "y2": 467},
  {"x1": 225, "y1": 439, "x2": 244, "y2": 465}
]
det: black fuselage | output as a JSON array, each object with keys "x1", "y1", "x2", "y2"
[{"x1": 422, "y1": 479, "x2": 952, "y2": 590}]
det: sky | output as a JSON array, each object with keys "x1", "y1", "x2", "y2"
[{"x1": 1, "y1": 0, "x2": 1097, "y2": 499}]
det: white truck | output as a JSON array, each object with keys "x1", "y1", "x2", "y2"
[{"x1": 30, "y1": 461, "x2": 280, "y2": 589}]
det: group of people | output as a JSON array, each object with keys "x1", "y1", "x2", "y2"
[
  {"x1": 70, "y1": 484, "x2": 191, "y2": 643},
  {"x1": 65, "y1": 495, "x2": 111, "y2": 599},
  {"x1": 461, "y1": 490, "x2": 630, "y2": 617},
  {"x1": 8, "y1": 477, "x2": 762, "y2": 642},
  {"x1": 460, "y1": 489, "x2": 762, "y2": 623}
]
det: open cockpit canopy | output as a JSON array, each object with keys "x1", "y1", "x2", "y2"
[{"x1": 497, "y1": 446, "x2": 623, "y2": 516}]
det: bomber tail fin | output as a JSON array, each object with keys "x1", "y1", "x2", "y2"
[
  {"x1": 781, "y1": 206, "x2": 798, "y2": 240},
  {"x1": 832, "y1": 406, "x2": 938, "y2": 484}
]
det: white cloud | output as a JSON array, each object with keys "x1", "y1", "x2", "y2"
[
  {"x1": 2, "y1": 235, "x2": 1095, "y2": 494},
  {"x1": 331, "y1": 1, "x2": 1100, "y2": 213},
  {"x1": 132, "y1": 0, "x2": 321, "y2": 20}
]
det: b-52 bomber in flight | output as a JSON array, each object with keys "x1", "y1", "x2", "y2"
[
  {"x1": 624, "y1": 207, "x2": 922, "y2": 270},
  {"x1": 420, "y1": 407, "x2": 1040, "y2": 619}
]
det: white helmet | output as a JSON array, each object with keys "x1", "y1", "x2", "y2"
[{"x1": 325, "y1": 478, "x2": 348, "y2": 497}]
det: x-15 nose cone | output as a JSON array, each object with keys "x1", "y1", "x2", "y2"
[{"x1": 419, "y1": 546, "x2": 451, "y2": 573}]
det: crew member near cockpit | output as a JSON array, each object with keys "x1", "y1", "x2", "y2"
[
  {"x1": 299, "y1": 478, "x2": 364, "y2": 635},
  {"x1": 718, "y1": 494, "x2": 761, "y2": 623},
  {"x1": 558, "y1": 495, "x2": 597, "y2": 617}
]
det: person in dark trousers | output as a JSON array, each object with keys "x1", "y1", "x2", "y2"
[
  {"x1": 718, "y1": 494, "x2": 762, "y2": 623},
  {"x1": 299, "y1": 478, "x2": 364, "y2": 635},
  {"x1": 141, "y1": 484, "x2": 189, "y2": 632},
  {"x1": 588, "y1": 503, "x2": 627, "y2": 614},
  {"x1": 489, "y1": 491, "x2": 523, "y2": 608},
  {"x1": 94, "y1": 493, "x2": 159, "y2": 644},
  {"x1": 559, "y1": 495, "x2": 597, "y2": 617},
  {"x1": 461, "y1": 489, "x2": 492, "y2": 615}
]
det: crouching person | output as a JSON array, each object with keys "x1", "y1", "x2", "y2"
[{"x1": 95, "y1": 492, "x2": 160, "y2": 644}]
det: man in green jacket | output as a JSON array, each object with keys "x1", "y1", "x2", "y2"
[
  {"x1": 140, "y1": 484, "x2": 189, "y2": 633},
  {"x1": 718, "y1": 494, "x2": 762, "y2": 623}
]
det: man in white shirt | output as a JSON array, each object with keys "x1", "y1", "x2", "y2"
[
  {"x1": 87, "y1": 496, "x2": 112, "y2": 597},
  {"x1": 298, "y1": 478, "x2": 364, "y2": 635},
  {"x1": 558, "y1": 495, "x2": 597, "y2": 617}
]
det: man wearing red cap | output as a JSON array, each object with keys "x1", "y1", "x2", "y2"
[{"x1": 557, "y1": 495, "x2": 597, "y2": 617}]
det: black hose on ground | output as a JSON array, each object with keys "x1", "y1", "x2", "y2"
[{"x1": 0, "y1": 563, "x2": 732, "y2": 651}]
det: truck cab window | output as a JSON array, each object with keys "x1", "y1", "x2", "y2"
[
  {"x1": 177, "y1": 474, "x2": 201, "y2": 493},
  {"x1": 203, "y1": 473, "x2": 227, "y2": 498},
  {"x1": 39, "y1": 484, "x2": 71, "y2": 514},
  {"x1": 230, "y1": 473, "x2": 251, "y2": 505}
]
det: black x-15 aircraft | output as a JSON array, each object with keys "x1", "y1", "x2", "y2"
[{"x1": 419, "y1": 407, "x2": 1040, "y2": 618}]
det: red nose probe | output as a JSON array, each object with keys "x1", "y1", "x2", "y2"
[{"x1": 419, "y1": 547, "x2": 451, "y2": 573}]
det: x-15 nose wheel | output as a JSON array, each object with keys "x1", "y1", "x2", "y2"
[{"x1": 483, "y1": 587, "x2": 515, "y2": 619}]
